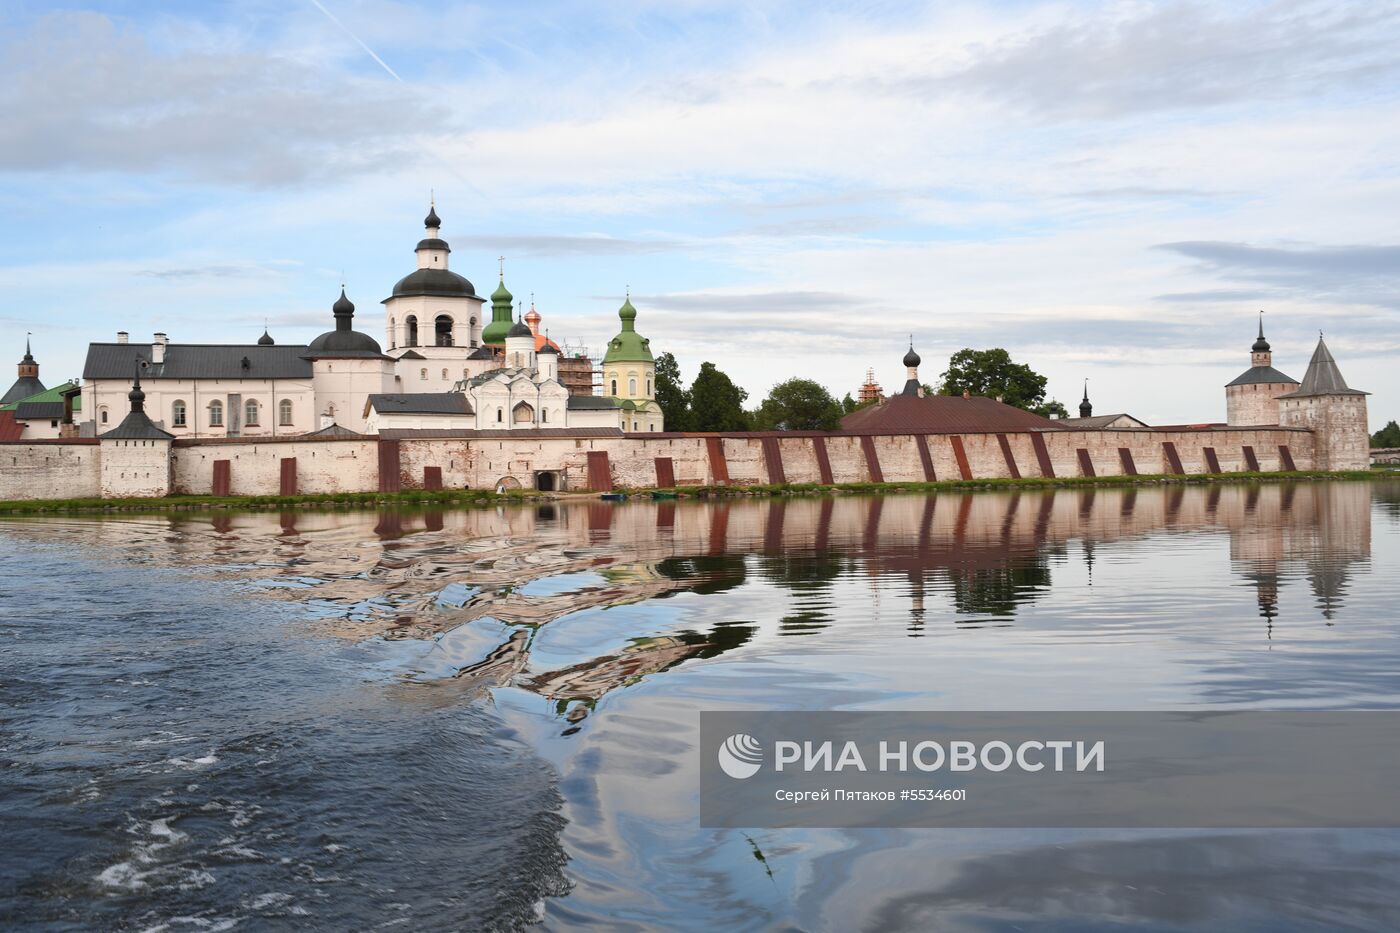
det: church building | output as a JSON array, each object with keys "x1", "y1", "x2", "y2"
[{"x1": 75, "y1": 203, "x2": 666, "y2": 438}]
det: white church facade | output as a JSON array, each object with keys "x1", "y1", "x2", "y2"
[{"x1": 76, "y1": 204, "x2": 664, "y2": 439}]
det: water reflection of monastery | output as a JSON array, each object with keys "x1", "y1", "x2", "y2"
[{"x1": 43, "y1": 483, "x2": 1373, "y2": 712}]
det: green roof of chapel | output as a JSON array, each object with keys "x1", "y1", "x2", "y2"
[{"x1": 602, "y1": 297, "x2": 654, "y2": 365}]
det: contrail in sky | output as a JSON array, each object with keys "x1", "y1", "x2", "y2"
[
  {"x1": 301, "y1": 0, "x2": 489, "y2": 202},
  {"x1": 305, "y1": 0, "x2": 405, "y2": 82}
]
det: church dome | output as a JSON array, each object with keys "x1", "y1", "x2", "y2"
[
  {"x1": 507, "y1": 319, "x2": 533, "y2": 338},
  {"x1": 258, "y1": 329, "x2": 275, "y2": 346},
  {"x1": 387, "y1": 267, "x2": 476, "y2": 301},
  {"x1": 424, "y1": 204, "x2": 441, "y2": 228},
  {"x1": 307, "y1": 289, "x2": 383, "y2": 356},
  {"x1": 903, "y1": 346, "x2": 921, "y2": 367}
]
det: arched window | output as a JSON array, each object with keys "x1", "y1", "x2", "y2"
[
  {"x1": 99, "y1": 406, "x2": 109, "y2": 425},
  {"x1": 496, "y1": 407, "x2": 503, "y2": 423},
  {"x1": 172, "y1": 400, "x2": 187, "y2": 427},
  {"x1": 389, "y1": 317, "x2": 396, "y2": 349},
  {"x1": 245, "y1": 399, "x2": 260, "y2": 426},
  {"x1": 279, "y1": 399, "x2": 293, "y2": 426},
  {"x1": 435, "y1": 315, "x2": 454, "y2": 347},
  {"x1": 646, "y1": 378, "x2": 651, "y2": 396},
  {"x1": 405, "y1": 315, "x2": 419, "y2": 347},
  {"x1": 208, "y1": 400, "x2": 224, "y2": 427},
  {"x1": 441, "y1": 368, "x2": 448, "y2": 380},
  {"x1": 420, "y1": 368, "x2": 428, "y2": 381},
  {"x1": 610, "y1": 379, "x2": 618, "y2": 395},
  {"x1": 542, "y1": 409, "x2": 548, "y2": 423},
  {"x1": 629, "y1": 377, "x2": 637, "y2": 396}
]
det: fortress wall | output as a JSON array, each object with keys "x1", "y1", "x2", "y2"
[
  {"x1": 171, "y1": 438, "x2": 378, "y2": 495},
  {"x1": 0, "y1": 424, "x2": 1328, "y2": 501},
  {"x1": 0, "y1": 442, "x2": 100, "y2": 500}
]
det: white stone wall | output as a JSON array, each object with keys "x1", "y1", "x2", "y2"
[
  {"x1": 311, "y1": 359, "x2": 396, "y2": 433},
  {"x1": 99, "y1": 439, "x2": 171, "y2": 498},
  {"x1": 383, "y1": 293, "x2": 485, "y2": 352},
  {"x1": 0, "y1": 443, "x2": 100, "y2": 500},
  {"x1": 172, "y1": 439, "x2": 378, "y2": 495}
]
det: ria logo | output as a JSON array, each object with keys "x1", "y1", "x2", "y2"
[{"x1": 718, "y1": 733, "x2": 764, "y2": 779}]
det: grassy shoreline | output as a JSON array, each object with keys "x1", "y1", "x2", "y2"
[{"x1": 0, "y1": 469, "x2": 1382, "y2": 516}]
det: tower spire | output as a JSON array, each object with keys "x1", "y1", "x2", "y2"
[{"x1": 1079, "y1": 379, "x2": 1092, "y2": 418}]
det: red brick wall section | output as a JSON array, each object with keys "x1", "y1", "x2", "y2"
[
  {"x1": 279, "y1": 457, "x2": 298, "y2": 496},
  {"x1": 586, "y1": 450, "x2": 613, "y2": 491},
  {"x1": 761, "y1": 436, "x2": 787, "y2": 484},
  {"x1": 212, "y1": 459, "x2": 231, "y2": 496},
  {"x1": 706, "y1": 437, "x2": 730, "y2": 485},
  {"x1": 812, "y1": 436, "x2": 835, "y2": 484},
  {"x1": 1203, "y1": 447, "x2": 1222, "y2": 474},
  {"x1": 950, "y1": 436, "x2": 973, "y2": 480},
  {"x1": 1030, "y1": 432, "x2": 1055, "y2": 478},
  {"x1": 654, "y1": 457, "x2": 675, "y2": 488},
  {"x1": 1118, "y1": 448, "x2": 1137, "y2": 476},
  {"x1": 860, "y1": 435, "x2": 884, "y2": 483},
  {"x1": 996, "y1": 433, "x2": 1022, "y2": 479},
  {"x1": 1163, "y1": 441, "x2": 1185, "y2": 475},
  {"x1": 1243, "y1": 446, "x2": 1260, "y2": 471},
  {"x1": 423, "y1": 466, "x2": 443, "y2": 490},
  {"x1": 1077, "y1": 448, "x2": 1096, "y2": 477},
  {"x1": 1279, "y1": 445, "x2": 1297, "y2": 471}
]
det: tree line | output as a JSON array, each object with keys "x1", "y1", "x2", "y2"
[{"x1": 653, "y1": 347, "x2": 1068, "y2": 432}]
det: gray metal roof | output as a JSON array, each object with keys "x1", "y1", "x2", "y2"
[
  {"x1": 14, "y1": 401, "x2": 64, "y2": 420},
  {"x1": 303, "y1": 422, "x2": 365, "y2": 438},
  {"x1": 385, "y1": 268, "x2": 477, "y2": 301},
  {"x1": 367, "y1": 393, "x2": 474, "y2": 415},
  {"x1": 1058, "y1": 413, "x2": 1149, "y2": 429},
  {"x1": 1278, "y1": 337, "x2": 1368, "y2": 398},
  {"x1": 1226, "y1": 364, "x2": 1298, "y2": 387},
  {"x1": 101, "y1": 407, "x2": 175, "y2": 440},
  {"x1": 1, "y1": 375, "x2": 45, "y2": 405},
  {"x1": 84, "y1": 343, "x2": 314, "y2": 380}
]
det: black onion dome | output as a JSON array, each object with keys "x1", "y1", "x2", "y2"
[
  {"x1": 425, "y1": 204, "x2": 441, "y2": 228},
  {"x1": 307, "y1": 288, "x2": 383, "y2": 355},
  {"x1": 258, "y1": 329, "x2": 275, "y2": 346},
  {"x1": 903, "y1": 346, "x2": 921, "y2": 367},
  {"x1": 507, "y1": 319, "x2": 533, "y2": 338},
  {"x1": 386, "y1": 268, "x2": 477, "y2": 301},
  {"x1": 1252, "y1": 334, "x2": 1270, "y2": 352},
  {"x1": 537, "y1": 342, "x2": 558, "y2": 355},
  {"x1": 307, "y1": 328, "x2": 382, "y2": 354}
]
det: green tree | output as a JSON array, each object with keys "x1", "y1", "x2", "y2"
[
  {"x1": 653, "y1": 352, "x2": 690, "y2": 431},
  {"x1": 753, "y1": 378, "x2": 844, "y2": 430},
  {"x1": 688, "y1": 362, "x2": 750, "y2": 432},
  {"x1": 1373, "y1": 420, "x2": 1400, "y2": 448},
  {"x1": 939, "y1": 348, "x2": 1051, "y2": 412},
  {"x1": 1037, "y1": 399, "x2": 1069, "y2": 419},
  {"x1": 841, "y1": 393, "x2": 858, "y2": 415}
]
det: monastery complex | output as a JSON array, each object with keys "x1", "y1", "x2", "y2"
[{"x1": 0, "y1": 203, "x2": 1373, "y2": 501}]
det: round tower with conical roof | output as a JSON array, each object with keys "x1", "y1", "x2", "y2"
[
  {"x1": 1226, "y1": 315, "x2": 1299, "y2": 426},
  {"x1": 601, "y1": 294, "x2": 663, "y2": 431},
  {"x1": 2, "y1": 336, "x2": 46, "y2": 405}
]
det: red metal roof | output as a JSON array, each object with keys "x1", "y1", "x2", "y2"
[
  {"x1": 0, "y1": 410, "x2": 22, "y2": 441},
  {"x1": 839, "y1": 393, "x2": 1062, "y2": 435}
]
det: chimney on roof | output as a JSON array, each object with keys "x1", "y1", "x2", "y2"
[
  {"x1": 962, "y1": 389, "x2": 971, "y2": 400},
  {"x1": 117, "y1": 331, "x2": 129, "y2": 345},
  {"x1": 152, "y1": 333, "x2": 168, "y2": 365}
]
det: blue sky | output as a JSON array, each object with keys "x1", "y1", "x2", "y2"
[{"x1": 2, "y1": 0, "x2": 1398, "y2": 426}]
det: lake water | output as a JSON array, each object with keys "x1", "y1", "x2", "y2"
[{"x1": 3, "y1": 479, "x2": 1400, "y2": 931}]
